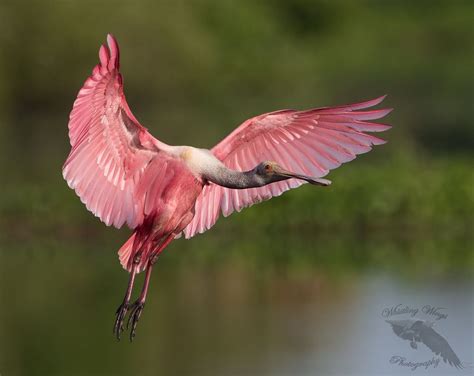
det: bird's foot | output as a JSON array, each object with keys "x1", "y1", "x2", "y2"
[
  {"x1": 114, "y1": 302, "x2": 130, "y2": 340},
  {"x1": 127, "y1": 300, "x2": 146, "y2": 342}
]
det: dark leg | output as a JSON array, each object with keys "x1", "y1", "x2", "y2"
[
  {"x1": 127, "y1": 261, "x2": 153, "y2": 341},
  {"x1": 127, "y1": 235, "x2": 174, "y2": 341},
  {"x1": 113, "y1": 251, "x2": 143, "y2": 340}
]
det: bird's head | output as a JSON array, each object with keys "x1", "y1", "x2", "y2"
[{"x1": 255, "y1": 161, "x2": 332, "y2": 186}]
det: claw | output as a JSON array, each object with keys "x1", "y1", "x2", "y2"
[
  {"x1": 114, "y1": 302, "x2": 130, "y2": 341},
  {"x1": 127, "y1": 301, "x2": 146, "y2": 342}
]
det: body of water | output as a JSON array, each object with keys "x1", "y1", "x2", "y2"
[{"x1": 0, "y1": 232, "x2": 472, "y2": 375}]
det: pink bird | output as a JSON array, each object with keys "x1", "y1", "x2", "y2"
[{"x1": 63, "y1": 35, "x2": 392, "y2": 341}]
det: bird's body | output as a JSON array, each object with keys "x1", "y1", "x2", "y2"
[
  {"x1": 117, "y1": 151, "x2": 204, "y2": 272},
  {"x1": 63, "y1": 35, "x2": 393, "y2": 340}
]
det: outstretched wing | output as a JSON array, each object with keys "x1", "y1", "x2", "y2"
[
  {"x1": 184, "y1": 96, "x2": 392, "y2": 238},
  {"x1": 419, "y1": 325, "x2": 463, "y2": 369},
  {"x1": 63, "y1": 34, "x2": 168, "y2": 229}
]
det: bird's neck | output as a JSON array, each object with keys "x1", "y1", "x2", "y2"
[
  {"x1": 176, "y1": 146, "x2": 277, "y2": 189},
  {"x1": 205, "y1": 166, "x2": 266, "y2": 189}
]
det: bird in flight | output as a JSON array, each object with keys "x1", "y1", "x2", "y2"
[
  {"x1": 386, "y1": 319, "x2": 464, "y2": 369},
  {"x1": 63, "y1": 34, "x2": 392, "y2": 341}
]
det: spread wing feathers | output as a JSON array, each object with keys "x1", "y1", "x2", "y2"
[
  {"x1": 184, "y1": 96, "x2": 391, "y2": 238},
  {"x1": 63, "y1": 34, "x2": 167, "y2": 229},
  {"x1": 419, "y1": 325, "x2": 463, "y2": 369}
]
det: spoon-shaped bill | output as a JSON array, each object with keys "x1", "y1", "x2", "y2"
[{"x1": 275, "y1": 167, "x2": 331, "y2": 186}]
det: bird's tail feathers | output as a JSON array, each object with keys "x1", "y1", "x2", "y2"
[
  {"x1": 118, "y1": 229, "x2": 151, "y2": 272},
  {"x1": 118, "y1": 232, "x2": 137, "y2": 272}
]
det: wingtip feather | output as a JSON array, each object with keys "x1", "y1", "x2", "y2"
[
  {"x1": 371, "y1": 136, "x2": 387, "y2": 146},
  {"x1": 336, "y1": 94, "x2": 388, "y2": 111},
  {"x1": 106, "y1": 33, "x2": 120, "y2": 70},
  {"x1": 353, "y1": 94, "x2": 387, "y2": 109},
  {"x1": 383, "y1": 107, "x2": 394, "y2": 115},
  {"x1": 98, "y1": 44, "x2": 109, "y2": 67},
  {"x1": 350, "y1": 108, "x2": 393, "y2": 121}
]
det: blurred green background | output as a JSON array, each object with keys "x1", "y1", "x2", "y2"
[{"x1": 0, "y1": 1, "x2": 472, "y2": 375}]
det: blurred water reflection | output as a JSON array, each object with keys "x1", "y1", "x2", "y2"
[{"x1": 0, "y1": 233, "x2": 472, "y2": 376}]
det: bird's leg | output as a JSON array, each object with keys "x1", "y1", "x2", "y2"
[
  {"x1": 127, "y1": 261, "x2": 153, "y2": 342},
  {"x1": 113, "y1": 253, "x2": 141, "y2": 340},
  {"x1": 127, "y1": 234, "x2": 174, "y2": 341}
]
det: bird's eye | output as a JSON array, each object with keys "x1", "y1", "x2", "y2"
[{"x1": 264, "y1": 164, "x2": 272, "y2": 172}]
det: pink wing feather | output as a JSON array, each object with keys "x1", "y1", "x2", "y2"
[
  {"x1": 63, "y1": 34, "x2": 168, "y2": 229},
  {"x1": 183, "y1": 96, "x2": 392, "y2": 238}
]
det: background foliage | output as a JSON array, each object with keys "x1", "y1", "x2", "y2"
[{"x1": 0, "y1": 0, "x2": 472, "y2": 265}]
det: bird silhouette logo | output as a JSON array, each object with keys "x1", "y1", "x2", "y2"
[{"x1": 386, "y1": 319, "x2": 463, "y2": 369}]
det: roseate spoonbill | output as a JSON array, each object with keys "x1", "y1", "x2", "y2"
[{"x1": 63, "y1": 34, "x2": 392, "y2": 341}]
